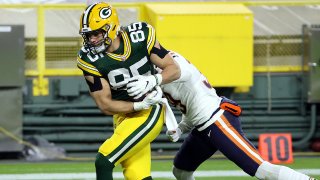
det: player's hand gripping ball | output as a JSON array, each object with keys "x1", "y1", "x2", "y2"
[
  {"x1": 127, "y1": 75, "x2": 161, "y2": 101},
  {"x1": 132, "y1": 86, "x2": 165, "y2": 111},
  {"x1": 127, "y1": 78, "x2": 150, "y2": 101}
]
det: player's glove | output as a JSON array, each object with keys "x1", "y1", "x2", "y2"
[
  {"x1": 127, "y1": 74, "x2": 162, "y2": 100},
  {"x1": 166, "y1": 128, "x2": 182, "y2": 142},
  {"x1": 133, "y1": 86, "x2": 164, "y2": 111}
]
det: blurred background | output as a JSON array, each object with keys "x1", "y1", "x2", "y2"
[{"x1": 0, "y1": 0, "x2": 319, "y2": 161}]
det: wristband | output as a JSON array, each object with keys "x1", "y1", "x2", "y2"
[{"x1": 133, "y1": 102, "x2": 143, "y2": 111}]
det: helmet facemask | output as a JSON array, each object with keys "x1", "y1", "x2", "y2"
[{"x1": 81, "y1": 25, "x2": 113, "y2": 54}]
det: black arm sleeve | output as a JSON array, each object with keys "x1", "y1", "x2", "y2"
[
  {"x1": 150, "y1": 44, "x2": 169, "y2": 59},
  {"x1": 83, "y1": 71, "x2": 103, "y2": 92}
]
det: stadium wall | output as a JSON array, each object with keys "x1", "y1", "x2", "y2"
[{"x1": 0, "y1": 1, "x2": 319, "y2": 156}]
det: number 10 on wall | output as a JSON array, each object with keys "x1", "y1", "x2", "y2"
[{"x1": 258, "y1": 133, "x2": 294, "y2": 164}]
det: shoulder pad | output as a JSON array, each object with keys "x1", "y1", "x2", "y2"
[
  {"x1": 76, "y1": 49, "x2": 102, "y2": 77},
  {"x1": 124, "y1": 22, "x2": 156, "y2": 54},
  {"x1": 141, "y1": 22, "x2": 156, "y2": 54}
]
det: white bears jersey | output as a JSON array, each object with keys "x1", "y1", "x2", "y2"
[{"x1": 160, "y1": 52, "x2": 222, "y2": 131}]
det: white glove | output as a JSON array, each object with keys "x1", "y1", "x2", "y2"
[
  {"x1": 166, "y1": 128, "x2": 182, "y2": 142},
  {"x1": 133, "y1": 86, "x2": 164, "y2": 111},
  {"x1": 127, "y1": 74, "x2": 162, "y2": 100}
]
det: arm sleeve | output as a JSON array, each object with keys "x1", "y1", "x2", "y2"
[{"x1": 178, "y1": 115, "x2": 194, "y2": 133}]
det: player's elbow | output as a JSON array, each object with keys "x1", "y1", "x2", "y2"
[
  {"x1": 173, "y1": 65, "x2": 191, "y2": 83},
  {"x1": 100, "y1": 108, "x2": 114, "y2": 115},
  {"x1": 95, "y1": 99, "x2": 114, "y2": 115}
]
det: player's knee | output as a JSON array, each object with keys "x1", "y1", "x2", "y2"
[
  {"x1": 95, "y1": 152, "x2": 114, "y2": 172},
  {"x1": 124, "y1": 169, "x2": 152, "y2": 180},
  {"x1": 172, "y1": 166, "x2": 195, "y2": 180}
]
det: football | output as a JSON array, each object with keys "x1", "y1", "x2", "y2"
[{"x1": 130, "y1": 93, "x2": 148, "y2": 102}]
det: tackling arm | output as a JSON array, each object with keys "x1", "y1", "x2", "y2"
[
  {"x1": 126, "y1": 40, "x2": 181, "y2": 99},
  {"x1": 150, "y1": 41, "x2": 181, "y2": 84},
  {"x1": 178, "y1": 115, "x2": 194, "y2": 133},
  {"x1": 166, "y1": 115, "x2": 194, "y2": 142}
]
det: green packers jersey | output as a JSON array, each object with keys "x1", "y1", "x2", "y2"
[{"x1": 77, "y1": 22, "x2": 157, "y2": 101}]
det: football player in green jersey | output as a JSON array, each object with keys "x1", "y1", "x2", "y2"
[{"x1": 77, "y1": 2, "x2": 182, "y2": 180}]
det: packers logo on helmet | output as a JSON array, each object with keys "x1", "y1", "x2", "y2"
[
  {"x1": 99, "y1": 7, "x2": 112, "y2": 19},
  {"x1": 79, "y1": 2, "x2": 120, "y2": 54}
]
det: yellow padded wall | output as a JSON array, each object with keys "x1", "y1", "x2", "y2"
[{"x1": 146, "y1": 3, "x2": 253, "y2": 87}]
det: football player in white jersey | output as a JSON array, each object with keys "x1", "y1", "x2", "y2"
[{"x1": 149, "y1": 52, "x2": 315, "y2": 180}]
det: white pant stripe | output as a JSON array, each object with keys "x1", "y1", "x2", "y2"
[{"x1": 109, "y1": 104, "x2": 161, "y2": 163}]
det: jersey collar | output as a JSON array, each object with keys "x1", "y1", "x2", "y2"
[{"x1": 106, "y1": 30, "x2": 131, "y2": 61}]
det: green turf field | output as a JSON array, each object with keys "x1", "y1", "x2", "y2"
[{"x1": 0, "y1": 156, "x2": 319, "y2": 179}]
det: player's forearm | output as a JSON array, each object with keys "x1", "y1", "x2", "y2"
[
  {"x1": 159, "y1": 60, "x2": 181, "y2": 85},
  {"x1": 178, "y1": 119, "x2": 193, "y2": 134},
  {"x1": 96, "y1": 99, "x2": 134, "y2": 115}
]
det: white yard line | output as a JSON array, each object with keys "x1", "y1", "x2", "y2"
[{"x1": 0, "y1": 169, "x2": 320, "y2": 179}]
